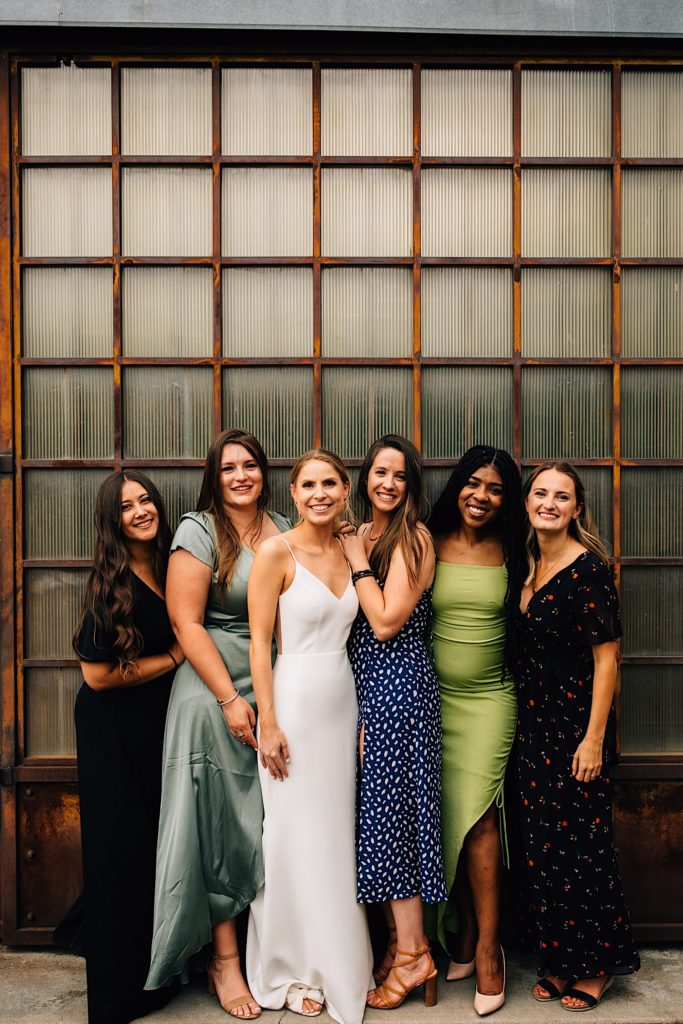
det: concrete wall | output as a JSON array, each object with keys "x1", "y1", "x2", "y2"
[{"x1": 1, "y1": 0, "x2": 683, "y2": 37}]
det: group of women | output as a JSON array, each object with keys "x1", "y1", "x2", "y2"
[{"x1": 70, "y1": 427, "x2": 640, "y2": 1024}]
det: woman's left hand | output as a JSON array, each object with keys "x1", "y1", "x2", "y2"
[
  {"x1": 572, "y1": 735, "x2": 603, "y2": 782},
  {"x1": 338, "y1": 530, "x2": 368, "y2": 568}
]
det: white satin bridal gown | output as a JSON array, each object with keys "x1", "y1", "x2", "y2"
[{"x1": 247, "y1": 537, "x2": 373, "y2": 1024}]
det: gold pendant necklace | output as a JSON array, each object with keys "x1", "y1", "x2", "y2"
[{"x1": 532, "y1": 545, "x2": 570, "y2": 593}]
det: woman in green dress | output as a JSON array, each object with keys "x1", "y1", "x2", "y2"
[
  {"x1": 427, "y1": 446, "x2": 525, "y2": 1017},
  {"x1": 145, "y1": 429, "x2": 290, "y2": 1019}
]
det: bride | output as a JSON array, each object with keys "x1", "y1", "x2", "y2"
[{"x1": 246, "y1": 449, "x2": 373, "y2": 1024}]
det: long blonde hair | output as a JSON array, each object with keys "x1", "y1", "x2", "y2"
[
  {"x1": 523, "y1": 461, "x2": 611, "y2": 582},
  {"x1": 290, "y1": 449, "x2": 353, "y2": 527}
]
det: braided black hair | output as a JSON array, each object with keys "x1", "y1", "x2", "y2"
[{"x1": 427, "y1": 445, "x2": 526, "y2": 678}]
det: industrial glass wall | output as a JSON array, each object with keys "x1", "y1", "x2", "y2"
[{"x1": 14, "y1": 59, "x2": 683, "y2": 763}]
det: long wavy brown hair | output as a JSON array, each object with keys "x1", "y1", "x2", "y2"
[
  {"x1": 196, "y1": 428, "x2": 270, "y2": 591},
  {"x1": 356, "y1": 435, "x2": 427, "y2": 588},
  {"x1": 73, "y1": 470, "x2": 172, "y2": 674}
]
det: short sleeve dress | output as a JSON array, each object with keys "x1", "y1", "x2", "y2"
[
  {"x1": 146, "y1": 510, "x2": 290, "y2": 991},
  {"x1": 514, "y1": 551, "x2": 640, "y2": 980},
  {"x1": 73, "y1": 575, "x2": 176, "y2": 1024}
]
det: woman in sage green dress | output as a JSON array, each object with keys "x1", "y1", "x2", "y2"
[
  {"x1": 427, "y1": 446, "x2": 525, "y2": 1017},
  {"x1": 146, "y1": 429, "x2": 290, "y2": 1020}
]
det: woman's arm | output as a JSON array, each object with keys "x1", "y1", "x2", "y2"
[
  {"x1": 167, "y1": 548, "x2": 257, "y2": 749},
  {"x1": 80, "y1": 640, "x2": 183, "y2": 692},
  {"x1": 571, "y1": 640, "x2": 618, "y2": 782},
  {"x1": 248, "y1": 537, "x2": 291, "y2": 780},
  {"x1": 339, "y1": 528, "x2": 435, "y2": 642}
]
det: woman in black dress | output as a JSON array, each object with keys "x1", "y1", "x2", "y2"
[
  {"x1": 73, "y1": 470, "x2": 183, "y2": 1024},
  {"x1": 515, "y1": 461, "x2": 639, "y2": 1012}
]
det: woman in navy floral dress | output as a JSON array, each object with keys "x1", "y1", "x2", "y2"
[
  {"x1": 515, "y1": 461, "x2": 639, "y2": 1012},
  {"x1": 340, "y1": 435, "x2": 447, "y2": 1010}
]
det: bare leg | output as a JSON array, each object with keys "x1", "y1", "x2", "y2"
[
  {"x1": 561, "y1": 976, "x2": 613, "y2": 1009},
  {"x1": 367, "y1": 896, "x2": 436, "y2": 1008},
  {"x1": 210, "y1": 919, "x2": 261, "y2": 1018},
  {"x1": 463, "y1": 804, "x2": 504, "y2": 997},
  {"x1": 448, "y1": 856, "x2": 477, "y2": 963}
]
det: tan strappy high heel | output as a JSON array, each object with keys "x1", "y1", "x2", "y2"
[
  {"x1": 366, "y1": 944, "x2": 438, "y2": 1009},
  {"x1": 373, "y1": 925, "x2": 398, "y2": 984},
  {"x1": 207, "y1": 951, "x2": 261, "y2": 1019}
]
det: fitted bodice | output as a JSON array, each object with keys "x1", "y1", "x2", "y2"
[{"x1": 277, "y1": 542, "x2": 358, "y2": 656}]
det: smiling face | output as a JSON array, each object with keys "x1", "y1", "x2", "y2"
[
  {"x1": 366, "y1": 447, "x2": 407, "y2": 516},
  {"x1": 119, "y1": 478, "x2": 160, "y2": 544},
  {"x1": 525, "y1": 468, "x2": 582, "y2": 537},
  {"x1": 291, "y1": 458, "x2": 349, "y2": 526},
  {"x1": 457, "y1": 464, "x2": 504, "y2": 531},
  {"x1": 219, "y1": 443, "x2": 264, "y2": 512}
]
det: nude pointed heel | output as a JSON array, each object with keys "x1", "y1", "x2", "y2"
[
  {"x1": 446, "y1": 957, "x2": 476, "y2": 982},
  {"x1": 473, "y1": 947, "x2": 505, "y2": 1017}
]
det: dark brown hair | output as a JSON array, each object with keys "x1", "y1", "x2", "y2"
[
  {"x1": 196, "y1": 428, "x2": 270, "y2": 590},
  {"x1": 74, "y1": 470, "x2": 171, "y2": 673},
  {"x1": 357, "y1": 435, "x2": 427, "y2": 588}
]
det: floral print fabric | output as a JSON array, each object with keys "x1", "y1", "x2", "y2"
[{"x1": 514, "y1": 552, "x2": 640, "y2": 979}]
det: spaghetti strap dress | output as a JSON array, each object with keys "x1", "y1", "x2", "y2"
[
  {"x1": 347, "y1": 586, "x2": 447, "y2": 906},
  {"x1": 247, "y1": 538, "x2": 373, "y2": 1024},
  {"x1": 514, "y1": 552, "x2": 640, "y2": 980},
  {"x1": 428, "y1": 561, "x2": 517, "y2": 949},
  {"x1": 146, "y1": 510, "x2": 290, "y2": 992}
]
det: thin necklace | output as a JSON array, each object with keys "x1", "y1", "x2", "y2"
[
  {"x1": 533, "y1": 544, "x2": 570, "y2": 593},
  {"x1": 368, "y1": 524, "x2": 385, "y2": 542}
]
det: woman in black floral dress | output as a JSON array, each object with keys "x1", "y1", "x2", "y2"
[{"x1": 515, "y1": 461, "x2": 639, "y2": 1012}]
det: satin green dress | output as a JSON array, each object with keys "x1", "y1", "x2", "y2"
[
  {"x1": 146, "y1": 510, "x2": 289, "y2": 991},
  {"x1": 429, "y1": 561, "x2": 517, "y2": 949}
]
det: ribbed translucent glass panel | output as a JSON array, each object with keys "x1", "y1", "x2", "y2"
[
  {"x1": 622, "y1": 71, "x2": 683, "y2": 158},
  {"x1": 123, "y1": 368, "x2": 213, "y2": 459},
  {"x1": 622, "y1": 268, "x2": 683, "y2": 358},
  {"x1": 122, "y1": 268, "x2": 213, "y2": 357},
  {"x1": 621, "y1": 367, "x2": 683, "y2": 459},
  {"x1": 321, "y1": 69, "x2": 411, "y2": 156},
  {"x1": 423, "y1": 467, "x2": 454, "y2": 512},
  {"x1": 422, "y1": 70, "x2": 512, "y2": 157},
  {"x1": 422, "y1": 367, "x2": 513, "y2": 459},
  {"x1": 222, "y1": 68, "x2": 311, "y2": 155},
  {"x1": 522, "y1": 367, "x2": 611, "y2": 459},
  {"x1": 23, "y1": 268, "x2": 113, "y2": 358},
  {"x1": 25, "y1": 570, "x2": 89, "y2": 659},
  {"x1": 26, "y1": 668, "x2": 81, "y2": 757},
  {"x1": 521, "y1": 268, "x2": 611, "y2": 358},
  {"x1": 322, "y1": 368, "x2": 412, "y2": 459},
  {"x1": 269, "y1": 469, "x2": 296, "y2": 522},
  {"x1": 422, "y1": 170, "x2": 511, "y2": 257},
  {"x1": 622, "y1": 469, "x2": 683, "y2": 558},
  {"x1": 523, "y1": 169, "x2": 610, "y2": 258},
  {"x1": 621, "y1": 568, "x2": 683, "y2": 657},
  {"x1": 23, "y1": 168, "x2": 112, "y2": 257},
  {"x1": 122, "y1": 168, "x2": 212, "y2": 257},
  {"x1": 121, "y1": 67, "x2": 212, "y2": 155},
  {"x1": 222, "y1": 368, "x2": 313, "y2": 459},
  {"x1": 21, "y1": 65, "x2": 111, "y2": 156},
  {"x1": 223, "y1": 268, "x2": 312, "y2": 357},
  {"x1": 621, "y1": 666, "x2": 683, "y2": 755},
  {"x1": 322, "y1": 169, "x2": 411, "y2": 257},
  {"x1": 23, "y1": 369, "x2": 113, "y2": 460},
  {"x1": 24, "y1": 470, "x2": 108, "y2": 559},
  {"x1": 422, "y1": 268, "x2": 511, "y2": 357},
  {"x1": 521, "y1": 70, "x2": 611, "y2": 157},
  {"x1": 143, "y1": 468, "x2": 204, "y2": 533},
  {"x1": 322, "y1": 268, "x2": 411, "y2": 357},
  {"x1": 222, "y1": 168, "x2": 311, "y2": 257},
  {"x1": 622, "y1": 170, "x2": 683, "y2": 258}
]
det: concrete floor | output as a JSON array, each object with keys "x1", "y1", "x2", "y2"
[{"x1": 0, "y1": 946, "x2": 681, "y2": 1024}]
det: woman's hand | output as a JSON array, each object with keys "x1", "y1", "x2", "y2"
[
  {"x1": 338, "y1": 530, "x2": 370, "y2": 571},
  {"x1": 258, "y1": 721, "x2": 290, "y2": 780},
  {"x1": 336, "y1": 519, "x2": 356, "y2": 538},
  {"x1": 572, "y1": 734, "x2": 603, "y2": 782},
  {"x1": 222, "y1": 695, "x2": 258, "y2": 750}
]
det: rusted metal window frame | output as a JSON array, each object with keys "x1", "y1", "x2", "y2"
[{"x1": 7, "y1": 53, "x2": 683, "y2": 783}]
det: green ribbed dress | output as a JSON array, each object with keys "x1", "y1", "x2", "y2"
[{"x1": 430, "y1": 561, "x2": 517, "y2": 949}]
